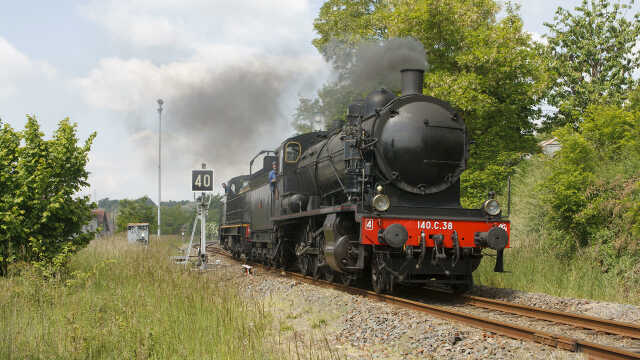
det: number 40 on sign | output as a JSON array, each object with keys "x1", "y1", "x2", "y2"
[{"x1": 192, "y1": 169, "x2": 214, "y2": 192}]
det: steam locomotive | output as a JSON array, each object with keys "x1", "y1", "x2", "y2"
[{"x1": 219, "y1": 68, "x2": 509, "y2": 293}]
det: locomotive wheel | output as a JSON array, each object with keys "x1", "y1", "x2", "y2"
[
  {"x1": 341, "y1": 274, "x2": 356, "y2": 287},
  {"x1": 312, "y1": 257, "x2": 322, "y2": 280},
  {"x1": 299, "y1": 255, "x2": 311, "y2": 276},
  {"x1": 324, "y1": 269, "x2": 336, "y2": 283},
  {"x1": 371, "y1": 256, "x2": 387, "y2": 294}
]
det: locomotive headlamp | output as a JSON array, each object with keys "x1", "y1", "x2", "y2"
[
  {"x1": 372, "y1": 194, "x2": 391, "y2": 211},
  {"x1": 483, "y1": 199, "x2": 501, "y2": 216}
]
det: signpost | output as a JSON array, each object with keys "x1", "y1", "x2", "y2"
[
  {"x1": 171, "y1": 164, "x2": 214, "y2": 268},
  {"x1": 185, "y1": 164, "x2": 214, "y2": 269}
]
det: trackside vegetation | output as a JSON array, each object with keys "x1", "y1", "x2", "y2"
[
  {"x1": 0, "y1": 235, "x2": 277, "y2": 360},
  {"x1": 475, "y1": 104, "x2": 640, "y2": 303},
  {"x1": 474, "y1": 0, "x2": 640, "y2": 303},
  {"x1": 0, "y1": 116, "x2": 95, "y2": 277},
  {"x1": 113, "y1": 196, "x2": 224, "y2": 235},
  {"x1": 475, "y1": 151, "x2": 640, "y2": 304}
]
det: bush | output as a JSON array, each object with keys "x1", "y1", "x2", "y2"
[
  {"x1": 116, "y1": 196, "x2": 158, "y2": 233},
  {"x1": 540, "y1": 126, "x2": 596, "y2": 253},
  {"x1": 536, "y1": 104, "x2": 639, "y2": 265},
  {"x1": 0, "y1": 116, "x2": 96, "y2": 276},
  {"x1": 474, "y1": 141, "x2": 640, "y2": 303}
]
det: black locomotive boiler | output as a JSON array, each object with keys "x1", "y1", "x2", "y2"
[{"x1": 220, "y1": 69, "x2": 510, "y2": 293}]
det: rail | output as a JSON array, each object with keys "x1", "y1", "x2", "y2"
[
  {"x1": 207, "y1": 245, "x2": 640, "y2": 360},
  {"x1": 462, "y1": 294, "x2": 640, "y2": 340}
]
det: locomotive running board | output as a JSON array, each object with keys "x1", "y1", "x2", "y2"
[{"x1": 270, "y1": 204, "x2": 357, "y2": 222}]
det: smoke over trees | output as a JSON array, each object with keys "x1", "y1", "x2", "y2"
[
  {"x1": 293, "y1": 37, "x2": 427, "y2": 133},
  {"x1": 297, "y1": 0, "x2": 549, "y2": 207}
]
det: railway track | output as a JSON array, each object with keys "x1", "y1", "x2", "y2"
[{"x1": 205, "y1": 244, "x2": 640, "y2": 359}]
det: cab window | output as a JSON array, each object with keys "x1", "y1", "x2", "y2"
[{"x1": 285, "y1": 142, "x2": 301, "y2": 163}]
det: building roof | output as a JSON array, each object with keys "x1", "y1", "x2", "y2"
[
  {"x1": 92, "y1": 208, "x2": 110, "y2": 228},
  {"x1": 539, "y1": 137, "x2": 560, "y2": 147},
  {"x1": 92, "y1": 209, "x2": 106, "y2": 217}
]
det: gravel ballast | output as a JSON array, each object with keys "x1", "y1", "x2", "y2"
[{"x1": 204, "y1": 254, "x2": 640, "y2": 359}]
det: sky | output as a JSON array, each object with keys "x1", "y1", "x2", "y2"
[{"x1": 1, "y1": 0, "x2": 638, "y2": 202}]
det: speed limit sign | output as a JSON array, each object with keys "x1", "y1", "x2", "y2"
[{"x1": 192, "y1": 169, "x2": 214, "y2": 192}]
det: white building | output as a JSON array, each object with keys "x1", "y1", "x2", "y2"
[{"x1": 539, "y1": 137, "x2": 562, "y2": 156}]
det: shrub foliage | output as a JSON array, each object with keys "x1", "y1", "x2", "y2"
[
  {"x1": 0, "y1": 116, "x2": 96, "y2": 276},
  {"x1": 540, "y1": 104, "x2": 640, "y2": 269}
]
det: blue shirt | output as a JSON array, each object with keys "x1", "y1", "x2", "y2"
[{"x1": 269, "y1": 169, "x2": 276, "y2": 185}]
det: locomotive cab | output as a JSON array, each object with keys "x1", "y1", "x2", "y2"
[{"x1": 274, "y1": 132, "x2": 327, "y2": 214}]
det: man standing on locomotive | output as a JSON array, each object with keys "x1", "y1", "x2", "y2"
[{"x1": 269, "y1": 161, "x2": 278, "y2": 199}]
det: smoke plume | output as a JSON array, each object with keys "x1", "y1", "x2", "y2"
[
  {"x1": 162, "y1": 62, "x2": 310, "y2": 194},
  {"x1": 113, "y1": 56, "x2": 326, "y2": 198},
  {"x1": 326, "y1": 37, "x2": 427, "y2": 92}
]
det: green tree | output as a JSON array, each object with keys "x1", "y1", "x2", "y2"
[
  {"x1": 160, "y1": 205, "x2": 193, "y2": 235},
  {"x1": 292, "y1": 97, "x2": 324, "y2": 133},
  {"x1": 541, "y1": 126, "x2": 596, "y2": 252},
  {"x1": 299, "y1": 0, "x2": 548, "y2": 206},
  {"x1": 0, "y1": 120, "x2": 22, "y2": 276},
  {"x1": 116, "y1": 196, "x2": 157, "y2": 233},
  {"x1": 538, "y1": 103, "x2": 640, "y2": 262},
  {"x1": 628, "y1": 85, "x2": 640, "y2": 112},
  {"x1": 543, "y1": 0, "x2": 640, "y2": 129},
  {"x1": 581, "y1": 105, "x2": 640, "y2": 157},
  {"x1": 206, "y1": 194, "x2": 224, "y2": 225},
  {"x1": 97, "y1": 197, "x2": 120, "y2": 213},
  {"x1": 0, "y1": 116, "x2": 96, "y2": 276}
]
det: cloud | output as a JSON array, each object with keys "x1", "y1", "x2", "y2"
[
  {"x1": 74, "y1": 47, "x2": 329, "y2": 199},
  {"x1": 79, "y1": 0, "x2": 315, "y2": 51},
  {"x1": 0, "y1": 37, "x2": 56, "y2": 99},
  {"x1": 73, "y1": 57, "x2": 204, "y2": 112},
  {"x1": 528, "y1": 31, "x2": 548, "y2": 45},
  {"x1": 73, "y1": 48, "x2": 326, "y2": 112},
  {"x1": 70, "y1": 0, "x2": 328, "y2": 200}
]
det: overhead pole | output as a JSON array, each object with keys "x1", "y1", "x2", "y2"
[{"x1": 157, "y1": 99, "x2": 164, "y2": 243}]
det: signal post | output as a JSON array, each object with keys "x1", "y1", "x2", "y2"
[{"x1": 191, "y1": 163, "x2": 214, "y2": 269}]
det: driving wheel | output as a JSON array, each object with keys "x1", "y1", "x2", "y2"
[
  {"x1": 371, "y1": 256, "x2": 387, "y2": 294},
  {"x1": 312, "y1": 256, "x2": 322, "y2": 280},
  {"x1": 299, "y1": 255, "x2": 311, "y2": 276}
]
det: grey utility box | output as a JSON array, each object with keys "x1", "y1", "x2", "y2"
[{"x1": 127, "y1": 223, "x2": 149, "y2": 245}]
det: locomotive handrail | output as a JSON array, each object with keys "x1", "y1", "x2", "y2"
[
  {"x1": 226, "y1": 208, "x2": 248, "y2": 215},
  {"x1": 249, "y1": 150, "x2": 276, "y2": 176}
]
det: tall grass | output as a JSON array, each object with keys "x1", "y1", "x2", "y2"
[
  {"x1": 475, "y1": 157, "x2": 640, "y2": 305},
  {"x1": 0, "y1": 235, "x2": 276, "y2": 359},
  {"x1": 474, "y1": 246, "x2": 640, "y2": 304}
]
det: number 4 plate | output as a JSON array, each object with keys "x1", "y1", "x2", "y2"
[{"x1": 192, "y1": 170, "x2": 214, "y2": 192}]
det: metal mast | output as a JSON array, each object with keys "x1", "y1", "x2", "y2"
[{"x1": 157, "y1": 99, "x2": 164, "y2": 242}]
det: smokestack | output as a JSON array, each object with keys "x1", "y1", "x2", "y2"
[{"x1": 400, "y1": 69, "x2": 424, "y2": 95}]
